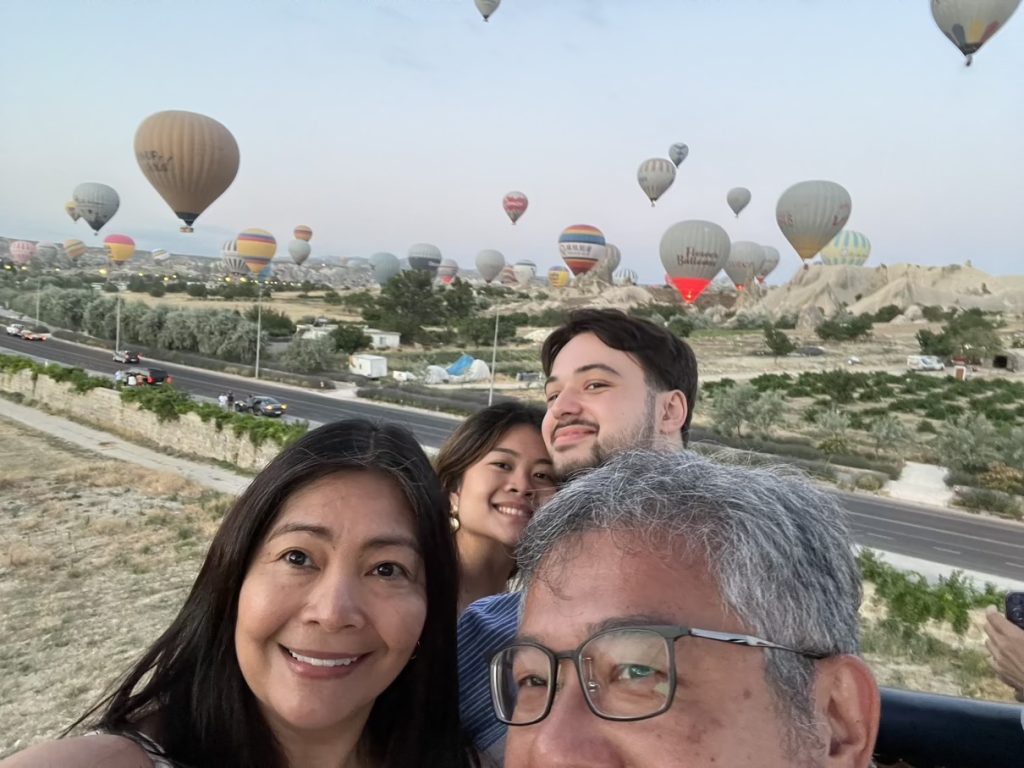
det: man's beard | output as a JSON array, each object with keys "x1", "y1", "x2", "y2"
[{"x1": 554, "y1": 390, "x2": 658, "y2": 480}]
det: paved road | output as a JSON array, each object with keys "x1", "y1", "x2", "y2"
[{"x1": 3, "y1": 330, "x2": 1024, "y2": 582}]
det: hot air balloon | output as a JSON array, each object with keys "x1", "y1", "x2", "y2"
[
  {"x1": 820, "y1": 230, "x2": 871, "y2": 267},
  {"x1": 727, "y1": 187, "x2": 752, "y2": 217},
  {"x1": 614, "y1": 268, "x2": 639, "y2": 286},
  {"x1": 499, "y1": 265, "x2": 518, "y2": 286},
  {"x1": 438, "y1": 258, "x2": 460, "y2": 285},
  {"x1": 476, "y1": 249, "x2": 505, "y2": 283},
  {"x1": 64, "y1": 200, "x2": 80, "y2": 222},
  {"x1": 558, "y1": 224, "x2": 606, "y2": 276},
  {"x1": 502, "y1": 191, "x2": 528, "y2": 225},
  {"x1": 931, "y1": 0, "x2": 1020, "y2": 65},
  {"x1": 288, "y1": 239, "x2": 311, "y2": 266},
  {"x1": 668, "y1": 143, "x2": 689, "y2": 167},
  {"x1": 370, "y1": 252, "x2": 401, "y2": 284},
  {"x1": 151, "y1": 248, "x2": 171, "y2": 263},
  {"x1": 134, "y1": 110, "x2": 240, "y2": 233},
  {"x1": 73, "y1": 182, "x2": 120, "y2": 234},
  {"x1": 756, "y1": 246, "x2": 780, "y2": 284},
  {"x1": 408, "y1": 243, "x2": 442, "y2": 276},
  {"x1": 103, "y1": 234, "x2": 135, "y2": 266},
  {"x1": 293, "y1": 225, "x2": 313, "y2": 242},
  {"x1": 547, "y1": 265, "x2": 570, "y2": 289},
  {"x1": 63, "y1": 238, "x2": 87, "y2": 263},
  {"x1": 34, "y1": 242, "x2": 58, "y2": 261},
  {"x1": 513, "y1": 260, "x2": 536, "y2": 287},
  {"x1": 637, "y1": 158, "x2": 676, "y2": 206},
  {"x1": 475, "y1": 0, "x2": 500, "y2": 21},
  {"x1": 222, "y1": 239, "x2": 248, "y2": 276},
  {"x1": 723, "y1": 241, "x2": 765, "y2": 291},
  {"x1": 236, "y1": 228, "x2": 277, "y2": 276},
  {"x1": 9, "y1": 241, "x2": 36, "y2": 265},
  {"x1": 595, "y1": 243, "x2": 621, "y2": 280},
  {"x1": 660, "y1": 220, "x2": 731, "y2": 304},
  {"x1": 776, "y1": 181, "x2": 851, "y2": 265}
]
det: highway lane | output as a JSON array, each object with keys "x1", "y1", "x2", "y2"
[{"x1": 4, "y1": 330, "x2": 1024, "y2": 581}]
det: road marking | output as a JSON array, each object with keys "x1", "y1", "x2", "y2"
[
  {"x1": 933, "y1": 547, "x2": 961, "y2": 555},
  {"x1": 846, "y1": 511, "x2": 1024, "y2": 550},
  {"x1": 1005, "y1": 562, "x2": 1024, "y2": 570},
  {"x1": 866, "y1": 533, "x2": 893, "y2": 540}
]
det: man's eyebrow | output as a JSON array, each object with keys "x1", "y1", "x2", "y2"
[
  {"x1": 545, "y1": 363, "x2": 623, "y2": 387},
  {"x1": 516, "y1": 614, "x2": 678, "y2": 646}
]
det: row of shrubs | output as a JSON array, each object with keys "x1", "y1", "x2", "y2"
[{"x1": 0, "y1": 354, "x2": 308, "y2": 450}]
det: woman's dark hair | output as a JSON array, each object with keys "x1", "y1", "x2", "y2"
[
  {"x1": 434, "y1": 401, "x2": 546, "y2": 495},
  {"x1": 541, "y1": 308, "x2": 699, "y2": 445},
  {"x1": 74, "y1": 419, "x2": 470, "y2": 768}
]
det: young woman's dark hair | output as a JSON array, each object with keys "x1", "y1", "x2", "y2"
[
  {"x1": 72, "y1": 419, "x2": 470, "y2": 768},
  {"x1": 434, "y1": 401, "x2": 547, "y2": 494},
  {"x1": 540, "y1": 308, "x2": 699, "y2": 444}
]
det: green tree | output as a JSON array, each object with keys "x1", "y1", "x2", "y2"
[
  {"x1": 869, "y1": 414, "x2": 909, "y2": 457},
  {"x1": 457, "y1": 315, "x2": 515, "y2": 346},
  {"x1": 280, "y1": 337, "x2": 337, "y2": 374},
  {"x1": 361, "y1": 271, "x2": 443, "y2": 345},
  {"x1": 711, "y1": 383, "x2": 760, "y2": 438},
  {"x1": 245, "y1": 306, "x2": 295, "y2": 337},
  {"x1": 441, "y1": 278, "x2": 476, "y2": 321},
  {"x1": 330, "y1": 323, "x2": 372, "y2": 354},
  {"x1": 815, "y1": 312, "x2": 873, "y2": 342},
  {"x1": 667, "y1": 315, "x2": 695, "y2": 338},
  {"x1": 748, "y1": 390, "x2": 787, "y2": 438},
  {"x1": 817, "y1": 407, "x2": 851, "y2": 455},
  {"x1": 763, "y1": 323, "x2": 796, "y2": 360},
  {"x1": 917, "y1": 309, "x2": 1003, "y2": 363},
  {"x1": 935, "y1": 412, "x2": 1003, "y2": 474}
]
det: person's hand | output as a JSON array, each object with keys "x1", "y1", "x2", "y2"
[{"x1": 984, "y1": 606, "x2": 1024, "y2": 702}]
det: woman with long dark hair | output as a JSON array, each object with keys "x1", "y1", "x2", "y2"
[
  {"x1": 434, "y1": 402, "x2": 557, "y2": 613},
  {"x1": 4, "y1": 419, "x2": 471, "y2": 768}
]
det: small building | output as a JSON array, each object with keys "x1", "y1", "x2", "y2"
[{"x1": 364, "y1": 328, "x2": 401, "y2": 349}]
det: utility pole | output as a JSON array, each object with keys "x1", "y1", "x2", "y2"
[
  {"x1": 114, "y1": 291, "x2": 121, "y2": 352},
  {"x1": 488, "y1": 306, "x2": 500, "y2": 406},
  {"x1": 254, "y1": 282, "x2": 263, "y2": 379}
]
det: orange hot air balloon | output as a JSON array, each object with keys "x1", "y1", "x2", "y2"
[
  {"x1": 103, "y1": 234, "x2": 136, "y2": 265},
  {"x1": 236, "y1": 228, "x2": 277, "y2": 275},
  {"x1": 63, "y1": 238, "x2": 87, "y2": 263},
  {"x1": 134, "y1": 110, "x2": 240, "y2": 233},
  {"x1": 293, "y1": 225, "x2": 313, "y2": 242}
]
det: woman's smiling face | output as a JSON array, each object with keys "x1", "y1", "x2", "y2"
[{"x1": 235, "y1": 470, "x2": 426, "y2": 739}]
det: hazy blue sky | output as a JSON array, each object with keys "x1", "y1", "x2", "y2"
[{"x1": 2, "y1": 0, "x2": 1021, "y2": 283}]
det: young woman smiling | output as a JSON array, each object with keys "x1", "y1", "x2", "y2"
[
  {"x1": 435, "y1": 402, "x2": 558, "y2": 613},
  {"x1": 3, "y1": 420, "x2": 473, "y2": 768}
]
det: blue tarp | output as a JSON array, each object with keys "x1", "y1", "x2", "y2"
[{"x1": 446, "y1": 354, "x2": 474, "y2": 376}]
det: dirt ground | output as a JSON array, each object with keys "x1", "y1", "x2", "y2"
[{"x1": 0, "y1": 414, "x2": 1015, "y2": 757}]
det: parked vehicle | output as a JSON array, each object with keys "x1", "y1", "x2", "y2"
[
  {"x1": 125, "y1": 366, "x2": 171, "y2": 385},
  {"x1": 113, "y1": 349, "x2": 141, "y2": 363},
  {"x1": 906, "y1": 355, "x2": 945, "y2": 371},
  {"x1": 18, "y1": 328, "x2": 47, "y2": 341},
  {"x1": 5, "y1": 323, "x2": 25, "y2": 337},
  {"x1": 234, "y1": 395, "x2": 287, "y2": 417}
]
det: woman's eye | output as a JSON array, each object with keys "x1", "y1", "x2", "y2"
[
  {"x1": 283, "y1": 550, "x2": 311, "y2": 567},
  {"x1": 491, "y1": 461, "x2": 512, "y2": 471},
  {"x1": 372, "y1": 562, "x2": 408, "y2": 579}
]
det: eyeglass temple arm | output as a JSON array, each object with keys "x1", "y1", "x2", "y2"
[{"x1": 688, "y1": 627, "x2": 828, "y2": 659}]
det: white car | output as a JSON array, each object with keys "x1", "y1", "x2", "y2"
[{"x1": 5, "y1": 323, "x2": 24, "y2": 337}]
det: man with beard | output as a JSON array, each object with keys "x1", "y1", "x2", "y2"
[{"x1": 458, "y1": 309, "x2": 697, "y2": 764}]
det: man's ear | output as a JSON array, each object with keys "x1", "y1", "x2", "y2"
[
  {"x1": 658, "y1": 390, "x2": 687, "y2": 437},
  {"x1": 817, "y1": 655, "x2": 880, "y2": 768}
]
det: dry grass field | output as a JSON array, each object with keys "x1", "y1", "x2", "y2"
[{"x1": 0, "y1": 417, "x2": 232, "y2": 757}]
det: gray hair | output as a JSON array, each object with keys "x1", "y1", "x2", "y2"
[{"x1": 517, "y1": 449, "x2": 861, "y2": 740}]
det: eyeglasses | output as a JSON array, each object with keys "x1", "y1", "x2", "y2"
[{"x1": 489, "y1": 624, "x2": 828, "y2": 726}]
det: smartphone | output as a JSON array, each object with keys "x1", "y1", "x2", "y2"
[{"x1": 1006, "y1": 592, "x2": 1024, "y2": 630}]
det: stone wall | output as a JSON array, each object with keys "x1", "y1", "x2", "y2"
[{"x1": 0, "y1": 369, "x2": 281, "y2": 472}]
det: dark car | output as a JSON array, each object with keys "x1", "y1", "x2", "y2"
[
  {"x1": 234, "y1": 395, "x2": 287, "y2": 417},
  {"x1": 125, "y1": 366, "x2": 171, "y2": 386},
  {"x1": 113, "y1": 349, "x2": 141, "y2": 363}
]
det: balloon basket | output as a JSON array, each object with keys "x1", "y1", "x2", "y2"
[{"x1": 180, "y1": 226, "x2": 194, "y2": 233}]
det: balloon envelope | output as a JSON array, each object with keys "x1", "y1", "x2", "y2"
[
  {"x1": 370, "y1": 252, "x2": 401, "y2": 284},
  {"x1": 134, "y1": 110, "x2": 239, "y2": 232},
  {"x1": 293, "y1": 225, "x2": 313, "y2": 242},
  {"x1": 73, "y1": 182, "x2": 120, "y2": 233},
  {"x1": 820, "y1": 230, "x2": 871, "y2": 267},
  {"x1": 547, "y1": 265, "x2": 570, "y2": 289},
  {"x1": 236, "y1": 228, "x2": 277, "y2": 275},
  {"x1": 558, "y1": 224, "x2": 606, "y2": 276},
  {"x1": 723, "y1": 241, "x2": 765, "y2": 291},
  {"x1": 930, "y1": 0, "x2": 1020, "y2": 63},
  {"x1": 288, "y1": 239, "x2": 311, "y2": 265},
  {"x1": 151, "y1": 248, "x2": 171, "y2": 263},
  {"x1": 637, "y1": 158, "x2": 676, "y2": 206},
  {"x1": 222, "y1": 239, "x2": 248, "y2": 276},
  {"x1": 659, "y1": 220, "x2": 731, "y2": 304},
  {"x1": 614, "y1": 268, "x2": 638, "y2": 286},
  {"x1": 775, "y1": 180, "x2": 852, "y2": 263},
  {"x1": 475, "y1": 249, "x2": 505, "y2": 282},
  {"x1": 727, "y1": 187, "x2": 752, "y2": 217},
  {"x1": 438, "y1": 258, "x2": 459, "y2": 285},
  {"x1": 408, "y1": 243, "x2": 442, "y2": 276},
  {"x1": 512, "y1": 260, "x2": 536, "y2": 287},
  {"x1": 9, "y1": 241, "x2": 36, "y2": 265},
  {"x1": 475, "y1": 0, "x2": 500, "y2": 21},
  {"x1": 668, "y1": 143, "x2": 689, "y2": 167},
  {"x1": 64, "y1": 200, "x2": 80, "y2": 222},
  {"x1": 103, "y1": 234, "x2": 135, "y2": 265},
  {"x1": 756, "y1": 246, "x2": 781, "y2": 284},
  {"x1": 63, "y1": 238, "x2": 87, "y2": 263},
  {"x1": 502, "y1": 191, "x2": 528, "y2": 224}
]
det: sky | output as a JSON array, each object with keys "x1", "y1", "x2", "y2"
[{"x1": 1, "y1": 0, "x2": 1021, "y2": 285}]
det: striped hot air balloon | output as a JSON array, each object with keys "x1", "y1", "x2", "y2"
[
  {"x1": 9, "y1": 241, "x2": 36, "y2": 265},
  {"x1": 558, "y1": 224, "x2": 605, "y2": 276},
  {"x1": 502, "y1": 191, "x2": 528, "y2": 224},
  {"x1": 547, "y1": 265, "x2": 571, "y2": 289},
  {"x1": 103, "y1": 234, "x2": 136, "y2": 266},
  {"x1": 294, "y1": 225, "x2": 313, "y2": 242},
  {"x1": 637, "y1": 158, "x2": 676, "y2": 206},
  {"x1": 236, "y1": 228, "x2": 277, "y2": 275},
  {"x1": 63, "y1": 238, "x2": 87, "y2": 263},
  {"x1": 513, "y1": 260, "x2": 536, "y2": 287},
  {"x1": 819, "y1": 230, "x2": 871, "y2": 267},
  {"x1": 613, "y1": 268, "x2": 638, "y2": 286}
]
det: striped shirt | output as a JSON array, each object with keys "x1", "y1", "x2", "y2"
[{"x1": 458, "y1": 591, "x2": 522, "y2": 761}]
